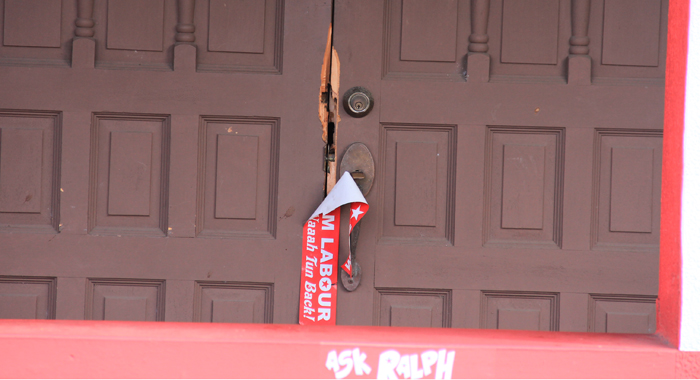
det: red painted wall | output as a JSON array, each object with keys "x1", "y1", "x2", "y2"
[
  {"x1": 0, "y1": 320, "x2": 698, "y2": 378},
  {"x1": 658, "y1": 0, "x2": 689, "y2": 348}
]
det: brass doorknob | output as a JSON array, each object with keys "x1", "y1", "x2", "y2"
[
  {"x1": 339, "y1": 143, "x2": 374, "y2": 196},
  {"x1": 339, "y1": 142, "x2": 374, "y2": 292}
]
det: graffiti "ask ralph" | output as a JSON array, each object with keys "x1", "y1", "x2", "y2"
[{"x1": 325, "y1": 348, "x2": 456, "y2": 379}]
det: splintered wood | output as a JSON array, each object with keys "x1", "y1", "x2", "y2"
[
  {"x1": 319, "y1": 23, "x2": 332, "y2": 144},
  {"x1": 319, "y1": 23, "x2": 340, "y2": 194},
  {"x1": 327, "y1": 48, "x2": 339, "y2": 193}
]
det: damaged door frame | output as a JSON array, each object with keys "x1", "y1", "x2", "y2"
[{"x1": 319, "y1": 22, "x2": 341, "y2": 194}]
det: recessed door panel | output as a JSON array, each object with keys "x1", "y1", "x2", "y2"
[
  {"x1": 0, "y1": 111, "x2": 61, "y2": 233},
  {"x1": 197, "y1": 117, "x2": 279, "y2": 238},
  {"x1": 86, "y1": 279, "x2": 165, "y2": 321},
  {"x1": 376, "y1": 288, "x2": 452, "y2": 327},
  {"x1": 593, "y1": 130, "x2": 662, "y2": 250},
  {"x1": 106, "y1": 0, "x2": 164, "y2": 51},
  {"x1": 379, "y1": 125, "x2": 456, "y2": 244},
  {"x1": 196, "y1": 0, "x2": 284, "y2": 73},
  {"x1": 484, "y1": 127, "x2": 564, "y2": 248},
  {"x1": 89, "y1": 114, "x2": 170, "y2": 236},
  {"x1": 3, "y1": 0, "x2": 62, "y2": 48},
  {"x1": 0, "y1": 277, "x2": 56, "y2": 319},
  {"x1": 588, "y1": 294, "x2": 656, "y2": 333},
  {"x1": 481, "y1": 291, "x2": 559, "y2": 331},
  {"x1": 194, "y1": 281, "x2": 273, "y2": 323}
]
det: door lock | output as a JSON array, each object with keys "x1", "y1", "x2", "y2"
[
  {"x1": 339, "y1": 142, "x2": 374, "y2": 196},
  {"x1": 343, "y1": 87, "x2": 374, "y2": 118}
]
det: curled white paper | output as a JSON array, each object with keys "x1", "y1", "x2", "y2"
[{"x1": 308, "y1": 171, "x2": 367, "y2": 221}]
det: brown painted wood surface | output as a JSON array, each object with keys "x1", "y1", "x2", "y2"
[
  {"x1": 0, "y1": 0, "x2": 665, "y2": 333},
  {"x1": 0, "y1": 0, "x2": 330, "y2": 324},
  {"x1": 333, "y1": 0, "x2": 665, "y2": 332}
]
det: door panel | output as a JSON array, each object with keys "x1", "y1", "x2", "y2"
[
  {"x1": 90, "y1": 113, "x2": 169, "y2": 236},
  {"x1": 593, "y1": 131, "x2": 663, "y2": 249},
  {"x1": 197, "y1": 117, "x2": 279, "y2": 238},
  {"x1": 484, "y1": 127, "x2": 563, "y2": 248},
  {"x1": 195, "y1": 0, "x2": 283, "y2": 73},
  {"x1": 588, "y1": 294, "x2": 657, "y2": 333},
  {"x1": 0, "y1": 0, "x2": 331, "y2": 323},
  {"x1": 193, "y1": 281, "x2": 274, "y2": 323},
  {"x1": 0, "y1": 276, "x2": 56, "y2": 319},
  {"x1": 379, "y1": 125, "x2": 456, "y2": 244},
  {"x1": 481, "y1": 291, "x2": 559, "y2": 331},
  {"x1": 333, "y1": 0, "x2": 665, "y2": 332},
  {"x1": 85, "y1": 278, "x2": 165, "y2": 321},
  {"x1": 0, "y1": 111, "x2": 61, "y2": 233},
  {"x1": 375, "y1": 288, "x2": 452, "y2": 327}
]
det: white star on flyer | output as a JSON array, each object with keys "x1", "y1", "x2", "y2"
[{"x1": 350, "y1": 205, "x2": 364, "y2": 220}]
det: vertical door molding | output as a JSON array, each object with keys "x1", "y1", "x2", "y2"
[
  {"x1": 569, "y1": 0, "x2": 591, "y2": 55},
  {"x1": 75, "y1": 0, "x2": 95, "y2": 37},
  {"x1": 466, "y1": 0, "x2": 491, "y2": 81},
  {"x1": 468, "y1": 0, "x2": 491, "y2": 53},
  {"x1": 176, "y1": 0, "x2": 195, "y2": 43},
  {"x1": 72, "y1": 0, "x2": 96, "y2": 68},
  {"x1": 568, "y1": 0, "x2": 592, "y2": 84}
]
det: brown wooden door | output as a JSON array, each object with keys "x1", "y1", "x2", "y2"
[
  {"x1": 0, "y1": 0, "x2": 665, "y2": 333},
  {"x1": 333, "y1": 0, "x2": 665, "y2": 332},
  {"x1": 0, "y1": 0, "x2": 331, "y2": 323}
]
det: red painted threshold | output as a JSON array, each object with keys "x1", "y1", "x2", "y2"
[{"x1": 0, "y1": 319, "x2": 698, "y2": 378}]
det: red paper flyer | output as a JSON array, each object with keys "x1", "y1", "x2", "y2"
[{"x1": 299, "y1": 172, "x2": 368, "y2": 325}]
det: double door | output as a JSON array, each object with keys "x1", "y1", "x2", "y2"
[{"x1": 0, "y1": 0, "x2": 665, "y2": 332}]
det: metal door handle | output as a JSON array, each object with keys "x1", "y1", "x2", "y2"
[
  {"x1": 341, "y1": 218, "x2": 363, "y2": 291},
  {"x1": 339, "y1": 143, "x2": 374, "y2": 292}
]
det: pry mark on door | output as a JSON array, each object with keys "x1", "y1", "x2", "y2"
[{"x1": 319, "y1": 23, "x2": 341, "y2": 194}]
